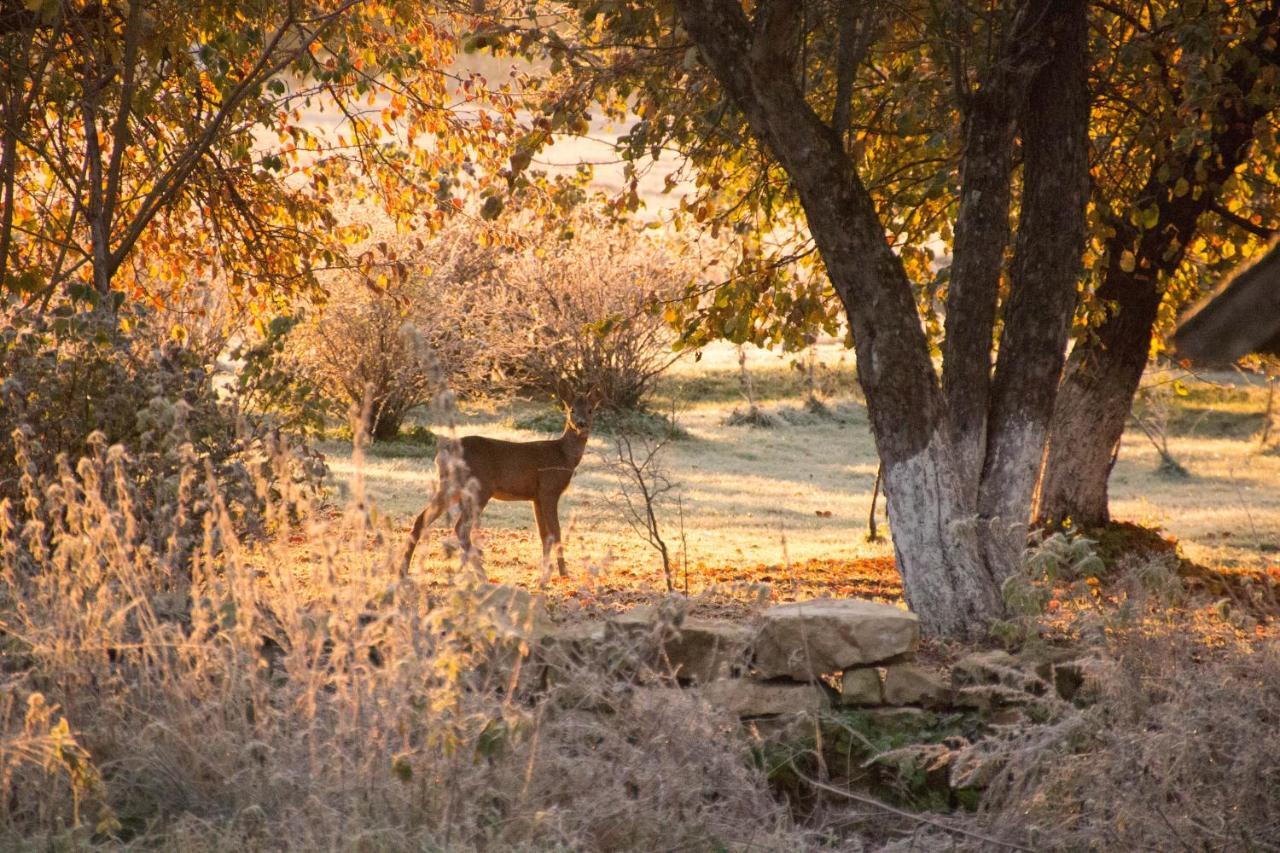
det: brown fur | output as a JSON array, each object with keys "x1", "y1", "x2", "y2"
[{"x1": 401, "y1": 385, "x2": 600, "y2": 577}]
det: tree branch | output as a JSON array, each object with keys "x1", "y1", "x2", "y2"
[
  {"x1": 1211, "y1": 201, "x2": 1278, "y2": 240},
  {"x1": 102, "y1": 0, "x2": 143, "y2": 237},
  {"x1": 831, "y1": 0, "x2": 875, "y2": 144},
  {"x1": 104, "y1": 0, "x2": 368, "y2": 289},
  {"x1": 750, "y1": 0, "x2": 803, "y2": 75},
  {"x1": 674, "y1": 0, "x2": 946, "y2": 469}
]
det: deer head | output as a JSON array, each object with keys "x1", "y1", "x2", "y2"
[{"x1": 556, "y1": 379, "x2": 602, "y2": 435}]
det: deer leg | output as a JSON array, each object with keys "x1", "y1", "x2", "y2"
[
  {"x1": 533, "y1": 497, "x2": 553, "y2": 575},
  {"x1": 454, "y1": 492, "x2": 490, "y2": 555},
  {"x1": 400, "y1": 489, "x2": 451, "y2": 575},
  {"x1": 539, "y1": 490, "x2": 567, "y2": 578}
]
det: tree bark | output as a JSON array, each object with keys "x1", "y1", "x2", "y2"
[
  {"x1": 942, "y1": 92, "x2": 1018, "y2": 500},
  {"x1": 1037, "y1": 5, "x2": 1280, "y2": 527},
  {"x1": 1038, "y1": 266, "x2": 1161, "y2": 527},
  {"x1": 942, "y1": 1, "x2": 1053, "y2": 499},
  {"x1": 978, "y1": 0, "x2": 1090, "y2": 556}
]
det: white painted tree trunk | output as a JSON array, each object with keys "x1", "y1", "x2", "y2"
[{"x1": 881, "y1": 430, "x2": 1004, "y2": 639}]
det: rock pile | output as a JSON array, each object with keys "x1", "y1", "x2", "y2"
[
  {"x1": 487, "y1": 589, "x2": 1084, "y2": 723},
  {"x1": 530, "y1": 596, "x2": 958, "y2": 719}
]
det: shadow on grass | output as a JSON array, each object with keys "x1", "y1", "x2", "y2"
[
  {"x1": 318, "y1": 424, "x2": 438, "y2": 459},
  {"x1": 655, "y1": 366, "x2": 863, "y2": 404},
  {"x1": 1162, "y1": 382, "x2": 1272, "y2": 440},
  {"x1": 513, "y1": 406, "x2": 691, "y2": 440}
]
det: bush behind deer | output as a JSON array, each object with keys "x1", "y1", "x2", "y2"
[{"x1": 493, "y1": 214, "x2": 688, "y2": 412}]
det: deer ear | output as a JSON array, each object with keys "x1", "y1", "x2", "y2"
[
  {"x1": 556, "y1": 378, "x2": 573, "y2": 403},
  {"x1": 588, "y1": 386, "x2": 604, "y2": 406}
]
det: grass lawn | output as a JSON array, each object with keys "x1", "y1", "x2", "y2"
[{"x1": 316, "y1": 342, "x2": 1280, "y2": 617}]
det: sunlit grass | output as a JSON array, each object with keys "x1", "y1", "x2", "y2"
[{"x1": 318, "y1": 344, "x2": 1279, "y2": 613}]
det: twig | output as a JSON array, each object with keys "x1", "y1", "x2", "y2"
[
  {"x1": 1261, "y1": 370, "x2": 1277, "y2": 449},
  {"x1": 793, "y1": 770, "x2": 1037, "y2": 852},
  {"x1": 867, "y1": 463, "x2": 883, "y2": 542},
  {"x1": 604, "y1": 429, "x2": 677, "y2": 592},
  {"x1": 677, "y1": 495, "x2": 689, "y2": 598}
]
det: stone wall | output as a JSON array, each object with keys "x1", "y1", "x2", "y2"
[{"x1": 521, "y1": 594, "x2": 1085, "y2": 721}]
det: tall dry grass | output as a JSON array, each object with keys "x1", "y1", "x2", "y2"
[
  {"x1": 0, "y1": 410, "x2": 802, "y2": 850},
  {"x1": 946, "y1": 624, "x2": 1280, "y2": 851},
  {"x1": 8, "y1": 345, "x2": 1279, "y2": 851},
  {"x1": 942, "y1": 547, "x2": 1280, "y2": 852}
]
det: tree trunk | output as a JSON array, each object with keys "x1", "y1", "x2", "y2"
[
  {"x1": 1037, "y1": 7, "x2": 1278, "y2": 527},
  {"x1": 370, "y1": 403, "x2": 403, "y2": 442},
  {"x1": 877, "y1": 428, "x2": 1003, "y2": 637},
  {"x1": 942, "y1": 0, "x2": 1054, "y2": 499},
  {"x1": 942, "y1": 94, "x2": 1017, "y2": 500},
  {"x1": 977, "y1": 0, "x2": 1090, "y2": 576},
  {"x1": 1038, "y1": 275, "x2": 1160, "y2": 527},
  {"x1": 676, "y1": 0, "x2": 1004, "y2": 638}
]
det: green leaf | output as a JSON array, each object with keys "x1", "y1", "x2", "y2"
[
  {"x1": 3, "y1": 270, "x2": 44, "y2": 294},
  {"x1": 480, "y1": 195, "x2": 504, "y2": 220}
]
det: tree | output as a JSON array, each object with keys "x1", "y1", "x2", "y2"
[
  {"x1": 691, "y1": 0, "x2": 1089, "y2": 638},
  {"x1": 493, "y1": 0, "x2": 1280, "y2": 636},
  {"x1": 1037, "y1": 2, "x2": 1280, "y2": 525},
  {"x1": 504, "y1": 0, "x2": 1092, "y2": 637},
  {"x1": 0, "y1": 0, "x2": 521, "y2": 319}
]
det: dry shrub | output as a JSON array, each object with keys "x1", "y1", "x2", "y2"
[
  {"x1": 936, "y1": 549, "x2": 1280, "y2": 851},
  {"x1": 496, "y1": 214, "x2": 687, "y2": 410},
  {"x1": 961, "y1": 626, "x2": 1280, "y2": 851},
  {"x1": 1131, "y1": 364, "x2": 1191, "y2": 478},
  {"x1": 0, "y1": 309, "x2": 321, "y2": 558},
  {"x1": 0, "y1": 410, "x2": 804, "y2": 850},
  {"x1": 282, "y1": 217, "x2": 688, "y2": 428},
  {"x1": 285, "y1": 226, "x2": 504, "y2": 440},
  {"x1": 504, "y1": 682, "x2": 792, "y2": 850}
]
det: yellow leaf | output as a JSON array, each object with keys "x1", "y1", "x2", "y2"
[{"x1": 1119, "y1": 251, "x2": 1136, "y2": 272}]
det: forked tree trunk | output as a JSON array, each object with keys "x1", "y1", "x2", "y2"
[
  {"x1": 876, "y1": 428, "x2": 1003, "y2": 636},
  {"x1": 977, "y1": 0, "x2": 1089, "y2": 545},
  {"x1": 676, "y1": 0, "x2": 1088, "y2": 638}
]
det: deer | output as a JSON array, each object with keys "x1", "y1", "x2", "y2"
[{"x1": 400, "y1": 381, "x2": 601, "y2": 578}]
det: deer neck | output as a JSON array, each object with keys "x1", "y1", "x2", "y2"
[{"x1": 558, "y1": 423, "x2": 590, "y2": 469}]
